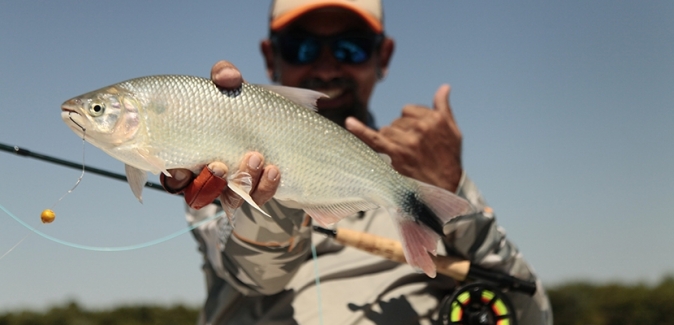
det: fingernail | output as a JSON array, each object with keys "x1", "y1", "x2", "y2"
[
  {"x1": 214, "y1": 68, "x2": 229, "y2": 81},
  {"x1": 267, "y1": 168, "x2": 279, "y2": 181},
  {"x1": 208, "y1": 163, "x2": 226, "y2": 178},
  {"x1": 248, "y1": 154, "x2": 262, "y2": 170},
  {"x1": 345, "y1": 117, "x2": 359, "y2": 130},
  {"x1": 173, "y1": 169, "x2": 191, "y2": 182},
  {"x1": 215, "y1": 67, "x2": 242, "y2": 88}
]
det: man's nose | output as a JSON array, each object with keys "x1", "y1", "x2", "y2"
[{"x1": 311, "y1": 45, "x2": 343, "y2": 81}]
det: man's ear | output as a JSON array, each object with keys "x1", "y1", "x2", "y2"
[
  {"x1": 260, "y1": 39, "x2": 278, "y2": 82},
  {"x1": 376, "y1": 37, "x2": 395, "y2": 80}
]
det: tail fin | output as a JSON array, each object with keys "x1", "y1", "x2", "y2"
[{"x1": 394, "y1": 181, "x2": 474, "y2": 278}]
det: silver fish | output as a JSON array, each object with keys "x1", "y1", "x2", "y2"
[{"x1": 61, "y1": 75, "x2": 474, "y2": 277}]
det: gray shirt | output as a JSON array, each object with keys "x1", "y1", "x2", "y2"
[{"x1": 185, "y1": 173, "x2": 552, "y2": 324}]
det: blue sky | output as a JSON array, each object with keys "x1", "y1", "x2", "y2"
[{"x1": 0, "y1": 1, "x2": 672, "y2": 311}]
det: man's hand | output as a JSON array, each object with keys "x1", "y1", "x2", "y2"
[
  {"x1": 345, "y1": 84, "x2": 463, "y2": 192},
  {"x1": 161, "y1": 61, "x2": 281, "y2": 209},
  {"x1": 210, "y1": 60, "x2": 244, "y2": 89}
]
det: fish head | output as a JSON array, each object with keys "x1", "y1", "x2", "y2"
[{"x1": 61, "y1": 86, "x2": 141, "y2": 150}]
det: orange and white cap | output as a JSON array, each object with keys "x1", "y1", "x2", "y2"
[{"x1": 269, "y1": 0, "x2": 383, "y2": 33}]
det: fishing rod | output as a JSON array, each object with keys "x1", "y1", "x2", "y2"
[
  {"x1": 0, "y1": 142, "x2": 165, "y2": 192},
  {"x1": 312, "y1": 226, "x2": 537, "y2": 296},
  {"x1": 313, "y1": 226, "x2": 535, "y2": 325},
  {"x1": 0, "y1": 142, "x2": 536, "y2": 287}
]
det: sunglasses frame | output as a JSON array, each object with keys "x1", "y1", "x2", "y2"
[{"x1": 270, "y1": 30, "x2": 385, "y2": 65}]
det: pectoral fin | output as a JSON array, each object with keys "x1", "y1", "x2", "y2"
[
  {"x1": 225, "y1": 171, "x2": 271, "y2": 218},
  {"x1": 133, "y1": 147, "x2": 170, "y2": 176},
  {"x1": 125, "y1": 164, "x2": 147, "y2": 203}
]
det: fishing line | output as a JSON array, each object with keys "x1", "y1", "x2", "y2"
[
  {"x1": 0, "y1": 235, "x2": 28, "y2": 261},
  {"x1": 2, "y1": 139, "x2": 328, "y2": 317},
  {"x1": 38, "y1": 115, "x2": 88, "y2": 223},
  {"x1": 0, "y1": 202, "x2": 224, "y2": 252},
  {"x1": 40, "y1": 114, "x2": 87, "y2": 221},
  {"x1": 50, "y1": 128, "x2": 86, "y2": 210},
  {"x1": 1, "y1": 135, "x2": 228, "y2": 252},
  {"x1": 310, "y1": 241, "x2": 324, "y2": 325}
]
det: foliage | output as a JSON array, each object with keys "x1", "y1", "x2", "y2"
[
  {"x1": 0, "y1": 302, "x2": 199, "y2": 325},
  {"x1": 1, "y1": 276, "x2": 673, "y2": 324},
  {"x1": 547, "y1": 275, "x2": 674, "y2": 325}
]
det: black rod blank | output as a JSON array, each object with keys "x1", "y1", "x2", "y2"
[{"x1": 0, "y1": 142, "x2": 165, "y2": 191}]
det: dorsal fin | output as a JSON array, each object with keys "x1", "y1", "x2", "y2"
[{"x1": 256, "y1": 84, "x2": 327, "y2": 112}]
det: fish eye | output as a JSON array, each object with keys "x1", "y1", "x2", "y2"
[{"x1": 89, "y1": 102, "x2": 105, "y2": 117}]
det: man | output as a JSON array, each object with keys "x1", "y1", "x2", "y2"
[{"x1": 163, "y1": 0, "x2": 552, "y2": 324}]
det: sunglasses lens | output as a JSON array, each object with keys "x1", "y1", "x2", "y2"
[
  {"x1": 295, "y1": 39, "x2": 321, "y2": 64},
  {"x1": 333, "y1": 38, "x2": 370, "y2": 64},
  {"x1": 276, "y1": 34, "x2": 380, "y2": 65},
  {"x1": 279, "y1": 36, "x2": 320, "y2": 64}
]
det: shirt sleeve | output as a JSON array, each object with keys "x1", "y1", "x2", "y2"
[
  {"x1": 442, "y1": 172, "x2": 527, "y2": 272},
  {"x1": 185, "y1": 199, "x2": 312, "y2": 296}
]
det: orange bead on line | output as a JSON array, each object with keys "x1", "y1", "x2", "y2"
[{"x1": 40, "y1": 209, "x2": 56, "y2": 224}]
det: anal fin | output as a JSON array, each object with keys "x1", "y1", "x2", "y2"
[
  {"x1": 303, "y1": 199, "x2": 379, "y2": 227},
  {"x1": 133, "y1": 147, "x2": 170, "y2": 176}
]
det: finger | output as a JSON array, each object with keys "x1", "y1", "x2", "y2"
[
  {"x1": 433, "y1": 84, "x2": 456, "y2": 122},
  {"x1": 433, "y1": 84, "x2": 462, "y2": 136},
  {"x1": 184, "y1": 163, "x2": 229, "y2": 210},
  {"x1": 396, "y1": 110, "x2": 446, "y2": 135},
  {"x1": 238, "y1": 152, "x2": 264, "y2": 190},
  {"x1": 390, "y1": 115, "x2": 420, "y2": 131},
  {"x1": 379, "y1": 125, "x2": 417, "y2": 148},
  {"x1": 161, "y1": 168, "x2": 195, "y2": 194},
  {"x1": 207, "y1": 162, "x2": 228, "y2": 178},
  {"x1": 345, "y1": 117, "x2": 396, "y2": 153},
  {"x1": 251, "y1": 165, "x2": 280, "y2": 205},
  {"x1": 434, "y1": 85, "x2": 457, "y2": 126},
  {"x1": 401, "y1": 104, "x2": 431, "y2": 119},
  {"x1": 211, "y1": 60, "x2": 244, "y2": 89}
]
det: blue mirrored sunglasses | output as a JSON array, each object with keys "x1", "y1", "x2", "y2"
[{"x1": 271, "y1": 32, "x2": 384, "y2": 65}]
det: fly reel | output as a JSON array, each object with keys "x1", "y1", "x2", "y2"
[{"x1": 439, "y1": 282, "x2": 517, "y2": 325}]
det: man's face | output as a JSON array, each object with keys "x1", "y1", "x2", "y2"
[{"x1": 263, "y1": 8, "x2": 392, "y2": 127}]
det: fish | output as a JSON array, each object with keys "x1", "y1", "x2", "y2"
[{"x1": 60, "y1": 75, "x2": 474, "y2": 277}]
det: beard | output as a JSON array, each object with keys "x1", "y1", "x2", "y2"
[{"x1": 299, "y1": 78, "x2": 369, "y2": 128}]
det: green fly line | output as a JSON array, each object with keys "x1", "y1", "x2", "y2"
[
  {"x1": 0, "y1": 203, "x2": 223, "y2": 252},
  {"x1": 1, "y1": 135, "x2": 325, "y2": 320}
]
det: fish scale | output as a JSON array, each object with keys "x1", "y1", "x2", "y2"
[
  {"x1": 61, "y1": 75, "x2": 474, "y2": 277},
  {"x1": 110, "y1": 76, "x2": 396, "y2": 204}
]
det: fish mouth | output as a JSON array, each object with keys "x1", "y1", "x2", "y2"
[
  {"x1": 61, "y1": 100, "x2": 86, "y2": 132},
  {"x1": 61, "y1": 98, "x2": 80, "y2": 113}
]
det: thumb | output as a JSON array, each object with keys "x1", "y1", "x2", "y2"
[
  {"x1": 433, "y1": 84, "x2": 455, "y2": 121},
  {"x1": 211, "y1": 60, "x2": 244, "y2": 89}
]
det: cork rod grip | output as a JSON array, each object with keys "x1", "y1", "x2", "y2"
[{"x1": 334, "y1": 227, "x2": 470, "y2": 281}]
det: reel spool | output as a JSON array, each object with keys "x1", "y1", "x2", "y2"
[{"x1": 440, "y1": 283, "x2": 517, "y2": 325}]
